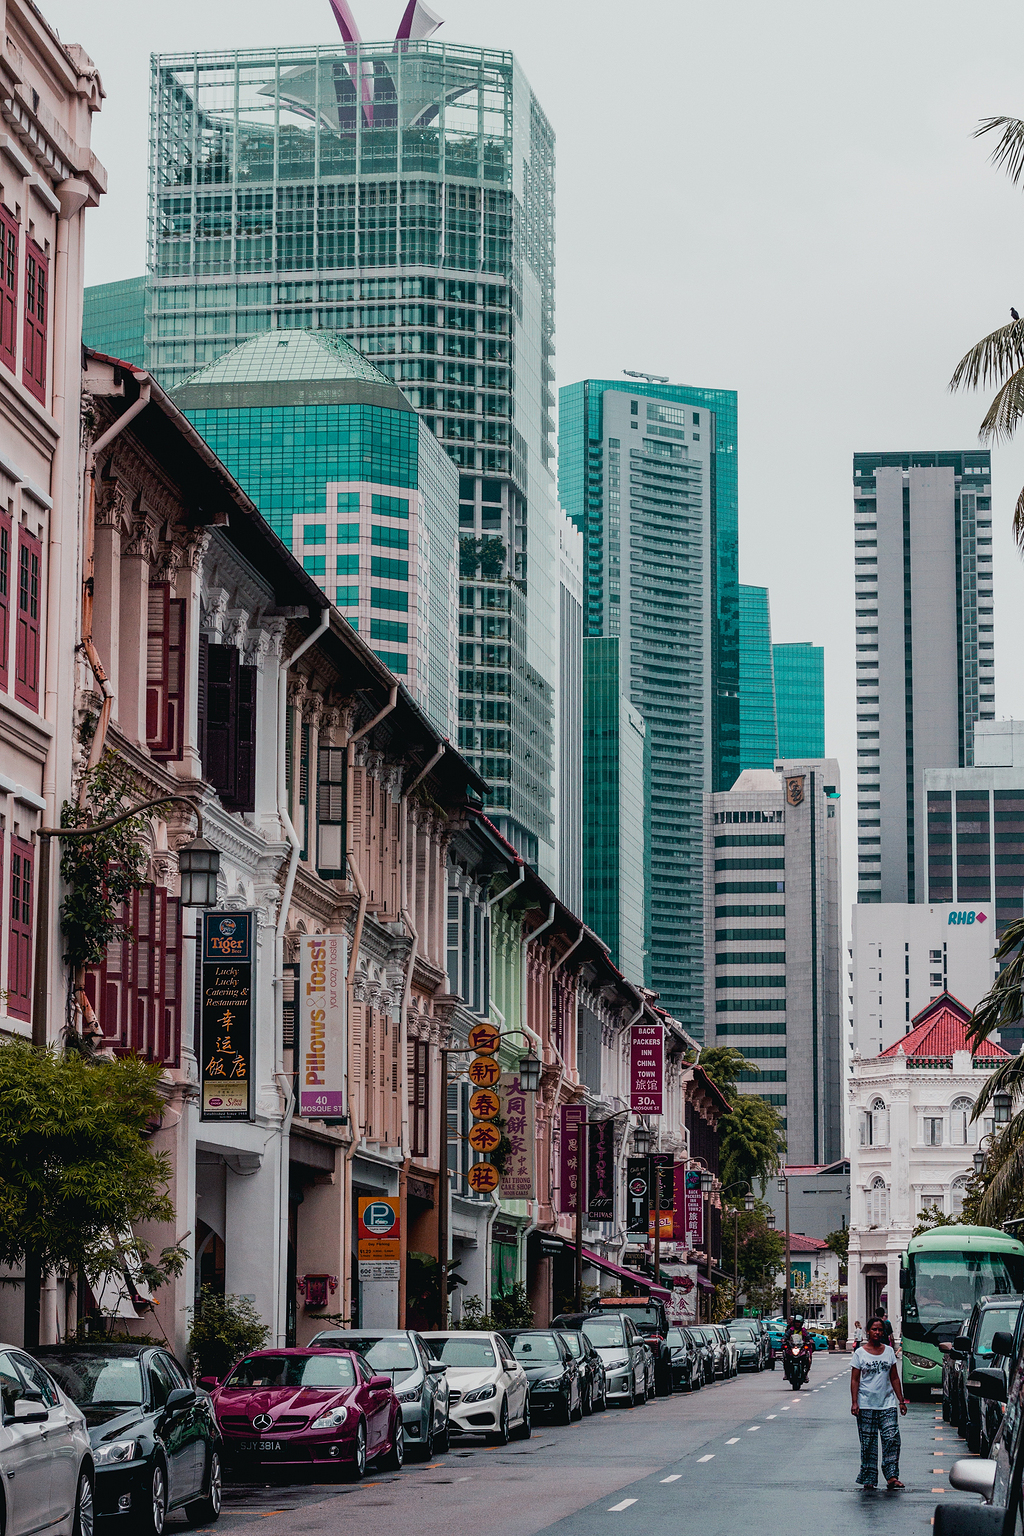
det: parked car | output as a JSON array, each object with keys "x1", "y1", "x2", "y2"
[
  {"x1": 726, "y1": 1320, "x2": 766, "y2": 1372},
  {"x1": 205, "y1": 1347, "x2": 402, "y2": 1479},
  {"x1": 420, "y1": 1332, "x2": 530, "y2": 1444},
  {"x1": 942, "y1": 1324, "x2": 970, "y2": 1426},
  {"x1": 684, "y1": 1328, "x2": 717, "y2": 1386},
  {"x1": 591, "y1": 1298, "x2": 673, "y2": 1396},
  {"x1": 664, "y1": 1327, "x2": 701, "y2": 1392},
  {"x1": 575, "y1": 1313, "x2": 649, "y2": 1407},
  {"x1": 937, "y1": 1321, "x2": 1022, "y2": 1533},
  {"x1": 38, "y1": 1342, "x2": 221, "y2": 1534},
  {"x1": 500, "y1": 1330, "x2": 581, "y2": 1424},
  {"x1": 711, "y1": 1324, "x2": 739, "y2": 1378},
  {"x1": 766, "y1": 1322, "x2": 785, "y2": 1362},
  {"x1": 554, "y1": 1329, "x2": 607, "y2": 1413},
  {"x1": 307, "y1": 1329, "x2": 449, "y2": 1459},
  {"x1": 948, "y1": 1298, "x2": 1022, "y2": 1455},
  {"x1": 689, "y1": 1326, "x2": 728, "y2": 1380},
  {"x1": 0, "y1": 1344, "x2": 94, "y2": 1536}
]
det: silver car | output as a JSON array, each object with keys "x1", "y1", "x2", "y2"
[
  {"x1": 579, "y1": 1315, "x2": 648, "y2": 1407},
  {"x1": 0, "y1": 1345, "x2": 94, "y2": 1536},
  {"x1": 309, "y1": 1329, "x2": 449, "y2": 1459}
]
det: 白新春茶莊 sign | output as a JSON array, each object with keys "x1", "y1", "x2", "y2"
[{"x1": 298, "y1": 933, "x2": 347, "y2": 1120}]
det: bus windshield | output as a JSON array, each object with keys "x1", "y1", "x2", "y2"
[{"x1": 904, "y1": 1250, "x2": 1024, "y2": 1342}]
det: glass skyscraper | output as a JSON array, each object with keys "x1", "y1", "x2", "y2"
[
  {"x1": 773, "y1": 642, "x2": 824, "y2": 759},
  {"x1": 738, "y1": 584, "x2": 777, "y2": 771},
  {"x1": 85, "y1": 35, "x2": 559, "y2": 881},
  {"x1": 559, "y1": 378, "x2": 738, "y2": 1032},
  {"x1": 83, "y1": 276, "x2": 147, "y2": 368},
  {"x1": 172, "y1": 328, "x2": 458, "y2": 737}
]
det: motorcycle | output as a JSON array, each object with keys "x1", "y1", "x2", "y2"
[{"x1": 783, "y1": 1340, "x2": 812, "y2": 1390}]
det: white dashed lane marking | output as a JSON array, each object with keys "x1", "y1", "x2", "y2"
[
  {"x1": 608, "y1": 1500, "x2": 637, "y2": 1512},
  {"x1": 660, "y1": 1475, "x2": 682, "y2": 1483},
  {"x1": 726, "y1": 1437, "x2": 739, "y2": 1444},
  {"x1": 698, "y1": 1454, "x2": 715, "y2": 1463},
  {"x1": 747, "y1": 1425, "x2": 761, "y2": 1432}
]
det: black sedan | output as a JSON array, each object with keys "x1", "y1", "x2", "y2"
[
  {"x1": 499, "y1": 1330, "x2": 581, "y2": 1423},
  {"x1": 554, "y1": 1328, "x2": 607, "y2": 1414},
  {"x1": 665, "y1": 1327, "x2": 702, "y2": 1392},
  {"x1": 36, "y1": 1343, "x2": 222, "y2": 1535}
]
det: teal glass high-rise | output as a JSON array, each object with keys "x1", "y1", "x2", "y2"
[
  {"x1": 738, "y1": 585, "x2": 777, "y2": 771},
  {"x1": 559, "y1": 377, "x2": 739, "y2": 1032},
  {"x1": 773, "y1": 642, "x2": 824, "y2": 760}
]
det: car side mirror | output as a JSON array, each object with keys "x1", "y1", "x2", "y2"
[
  {"x1": 427, "y1": 1361, "x2": 446, "y2": 1374},
  {"x1": 950, "y1": 1338, "x2": 971, "y2": 1357},
  {"x1": 12, "y1": 1393, "x2": 47, "y2": 1423},
  {"x1": 899, "y1": 1266, "x2": 910, "y2": 1289},
  {"x1": 967, "y1": 1368, "x2": 1007, "y2": 1403},
  {"x1": 949, "y1": 1458, "x2": 997, "y2": 1499},
  {"x1": 199, "y1": 1376, "x2": 220, "y2": 1392},
  {"x1": 165, "y1": 1388, "x2": 196, "y2": 1412},
  {"x1": 368, "y1": 1374, "x2": 392, "y2": 1391},
  {"x1": 991, "y1": 1330, "x2": 1015, "y2": 1359}
]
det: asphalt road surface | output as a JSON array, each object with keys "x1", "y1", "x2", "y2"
[{"x1": 180, "y1": 1361, "x2": 975, "y2": 1536}]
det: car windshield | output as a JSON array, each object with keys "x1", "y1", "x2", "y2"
[
  {"x1": 512, "y1": 1335, "x2": 560, "y2": 1362},
  {"x1": 666, "y1": 1330, "x2": 687, "y2": 1347},
  {"x1": 583, "y1": 1321, "x2": 626, "y2": 1348},
  {"x1": 322, "y1": 1337, "x2": 418, "y2": 1372},
  {"x1": 977, "y1": 1306, "x2": 1021, "y2": 1354},
  {"x1": 728, "y1": 1327, "x2": 756, "y2": 1340},
  {"x1": 226, "y1": 1355, "x2": 356, "y2": 1389},
  {"x1": 558, "y1": 1333, "x2": 582, "y2": 1357},
  {"x1": 422, "y1": 1338, "x2": 496, "y2": 1368},
  {"x1": 41, "y1": 1356, "x2": 145, "y2": 1407},
  {"x1": 607, "y1": 1306, "x2": 660, "y2": 1332},
  {"x1": 906, "y1": 1252, "x2": 1024, "y2": 1327}
]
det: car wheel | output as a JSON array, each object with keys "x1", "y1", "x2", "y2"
[
  {"x1": 967, "y1": 1418, "x2": 982, "y2": 1456},
  {"x1": 511, "y1": 1395, "x2": 532, "y2": 1440},
  {"x1": 582, "y1": 1379, "x2": 593, "y2": 1417},
  {"x1": 185, "y1": 1448, "x2": 222, "y2": 1526},
  {"x1": 942, "y1": 1395, "x2": 951, "y2": 1423},
  {"x1": 491, "y1": 1397, "x2": 510, "y2": 1444},
  {"x1": 596, "y1": 1382, "x2": 607, "y2": 1411},
  {"x1": 348, "y1": 1420, "x2": 367, "y2": 1480},
  {"x1": 380, "y1": 1416, "x2": 405, "y2": 1470},
  {"x1": 139, "y1": 1460, "x2": 168, "y2": 1536},
  {"x1": 418, "y1": 1421, "x2": 435, "y2": 1462},
  {"x1": 72, "y1": 1466, "x2": 95, "y2": 1536},
  {"x1": 436, "y1": 1416, "x2": 451, "y2": 1455},
  {"x1": 571, "y1": 1384, "x2": 584, "y2": 1422}
]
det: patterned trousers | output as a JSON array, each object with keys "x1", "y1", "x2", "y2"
[{"x1": 856, "y1": 1406, "x2": 901, "y2": 1486}]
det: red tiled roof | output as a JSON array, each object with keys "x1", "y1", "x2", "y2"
[
  {"x1": 785, "y1": 1233, "x2": 829, "y2": 1252},
  {"x1": 878, "y1": 991, "x2": 1008, "y2": 1060}
]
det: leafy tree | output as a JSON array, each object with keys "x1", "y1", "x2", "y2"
[
  {"x1": 690, "y1": 1046, "x2": 759, "y2": 1104},
  {"x1": 0, "y1": 1039, "x2": 181, "y2": 1286},
  {"x1": 824, "y1": 1227, "x2": 849, "y2": 1266},
  {"x1": 188, "y1": 1288, "x2": 271, "y2": 1380},
  {"x1": 719, "y1": 1094, "x2": 786, "y2": 1194},
  {"x1": 491, "y1": 1283, "x2": 535, "y2": 1329},
  {"x1": 950, "y1": 117, "x2": 1024, "y2": 539},
  {"x1": 60, "y1": 752, "x2": 155, "y2": 973},
  {"x1": 961, "y1": 1124, "x2": 1024, "y2": 1228},
  {"x1": 913, "y1": 1204, "x2": 962, "y2": 1239},
  {"x1": 959, "y1": 919, "x2": 1024, "y2": 1224}
]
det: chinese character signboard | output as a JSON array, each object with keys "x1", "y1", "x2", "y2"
[
  {"x1": 497, "y1": 1073, "x2": 535, "y2": 1198},
  {"x1": 559, "y1": 1103, "x2": 586, "y2": 1213},
  {"x1": 200, "y1": 911, "x2": 254, "y2": 1121},
  {"x1": 587, "y1": 1119, "x2": 615, "y2": 1222},
  {"x1": 298, "y1": 933, "x2": 346, "y2": 1119},
  {"x1": 683, "y1": 1169, "x2": 704, "y2": 1247},
  {"x1": 629, "y1": 1024, "x2": 664, "y2": 1114},
  {"x1": 649, "y1": 1152, "x2": 674, "y2": 1238},
  {"x1": 358, "y1": 1196, "x2": 400, "y2": 1281},
  {"x1": 625, "y1": 1156, "x2": 649, "y2": 1234}
]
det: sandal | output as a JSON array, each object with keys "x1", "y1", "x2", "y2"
[{"x1": 887, "y1": 1479, "x2": 905, "y2": 1490}]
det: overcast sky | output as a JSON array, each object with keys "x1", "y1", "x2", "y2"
[{"x1": 43, "y1": 0, "x2": 1024, "y2": 910}]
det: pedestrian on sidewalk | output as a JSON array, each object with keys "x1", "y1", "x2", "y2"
[
  {"x1": 851, "y1": 1317, "x2": 908, "y2": 1491},
  {"x1": 853, "y1": 1321, "x2": 864, "y2": 1346}
]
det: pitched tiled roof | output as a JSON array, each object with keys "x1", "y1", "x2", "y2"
[
  {"x1": 785, "y1": 1233, "x2": 829, "y2": 1252},
  {"x1": 878, "y1": 991, "x2": 1008, "y2": 1060}
]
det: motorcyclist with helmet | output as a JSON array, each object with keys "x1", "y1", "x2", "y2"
[{"x1": 783, "y1": 1313, "x2": 814, "y2": 1383}]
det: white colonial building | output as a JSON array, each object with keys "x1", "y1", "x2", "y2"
[{"x1": 848, "y1": 992, "x2": 1008, "y2": 1328}]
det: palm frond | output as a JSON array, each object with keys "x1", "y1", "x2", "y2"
[
  {"x1": 949, "y1": 321, "x2": 1024, "y2": 394},
  {"x1": 971, "y1": 1053, "x2": 1024, "y2": 1119},
  {"x1": 1014, "y1": 480, "x2": 1024, "y2": 549},
  {"x1": 976, "y1": 117, "x2": 1024, "y2": 188},
  {"x1": 966, "y1": 917, "x2": 1024, "y2": 1044},
  {"x1": 980, "y1": 365, "x2": 1024, "y2": 441},
  {"x1": 978, "y1": 1135, "x2": 1024, "y2": 1225}
]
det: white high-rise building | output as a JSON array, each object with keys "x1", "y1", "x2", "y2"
[{"x1": 853, "y1": 451, "x2": 994, "y2": 906}]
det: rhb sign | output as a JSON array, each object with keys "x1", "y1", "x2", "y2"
[{"x1": 947, "y1": 910, "x2": 987, "y2": 925}]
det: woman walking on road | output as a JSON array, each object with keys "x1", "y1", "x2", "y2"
[{"x1": 851, "y1": 1317, "x2": 908, "y2": 1490}]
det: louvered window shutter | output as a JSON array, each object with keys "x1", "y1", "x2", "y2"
[
  {"x1": 14, "y1": 528, "x2": 40, "y2": 709},
  {"x1": 0, "y1": 508, "x2": 10, "y2": 692},
  {"x1": 447, "y1": 1081, "x2": 460, "y2": 1185},
  {"x1": 298, "y1": 721, "x2": 310, "y2": 860},
  {"x1": 0, "y1": 207, "x2": 17, "y2": 373},
  {"x1": 7, "y1": 834, "x2": 32, "y2": 1020},
  {"x1": 196, "y1": 635, "x2": 208, "y2": 766},
  {"x1": 146, "y1": 586, "x2": 186, "y2": 760},
  {"x1": 316, "y1": 745, "x2": 346, "y2": 878},
  {"x1": 232, "y1": 664, "x2": 257, "y2": 812},
  {"x1": 203, "y1": 643, "x2": 238, "y2": 799}
]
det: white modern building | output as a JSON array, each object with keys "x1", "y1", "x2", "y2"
[
  {"x1": 850, "y1": 903, "x2": 997, "y2": 1057},
  {"x1": 853, "y1": 450, "x2": 994, "y2": 906},
  {"x1": 704, "y1": 761, "x2": 844, "y2": 1164},
  {"x1": 848, "y1": 993, "x2": 1008, "y2": 1325}
]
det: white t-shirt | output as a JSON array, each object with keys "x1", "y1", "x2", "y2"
[{"x1": 853, "y1": 1344, "x2": 898, "y2": 1410}]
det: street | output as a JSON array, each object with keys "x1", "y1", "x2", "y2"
[{"x1": 182, "y1": 1363, "x2": 962, "y2": 1536}]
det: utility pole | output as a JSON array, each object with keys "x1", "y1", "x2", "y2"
[
  {"x1": 733, "y1": 1209, "x2": 740, "y2": 1318},
  {"x1": 779, "y1": 1171, "x2": 792, "y2": 1322},
  {"x1": 652, "y1": 1157, "x2": 662, "y2": 1289},
  {"x1": 437, "y1": 1045, "x2": 464, "y2": 1330}
]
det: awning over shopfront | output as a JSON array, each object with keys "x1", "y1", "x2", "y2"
[{"x1": 580, "y1": 1245, "x2": 671, "y2": 1303}]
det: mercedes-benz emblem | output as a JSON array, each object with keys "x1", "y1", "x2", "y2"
[{"x1": 252, "y1": 1414, "x2": 273, "y2": 1431}]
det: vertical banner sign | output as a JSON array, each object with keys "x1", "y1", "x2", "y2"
[
  {"x1": 629, "y1": 1024, "x2": 664, "y2": 1114},
  {"x1": 298, "y1": 933, "x2": 346, "y2": 1119},
  {"x1": 201, "y1": 911, "x2": 254, "y2": 1121},
  {"x1": 625, "y1": 1156, "x2": 650, "y2": 1235},
  {"x1": 684, "y1": 1169, "x2": 704, "y2": 1248},
  {"x1": 497, "y1": 1073, "x2": 535, "y2": 1198},
  {"x1": 649, "y1": 1152, "x2": 674, "y2": 1239},
  {"x1": 358, "y1": 1196, "x2": 401, "y2": 1282},
  {"x1": 559, "y1": 1103, "x2": 587, "y2": 1214},
  {"x1": 587, "y1": 1119, "x2": 615, "y2": 1222}
]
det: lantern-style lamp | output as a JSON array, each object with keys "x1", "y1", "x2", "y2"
[
  {"x1": 517, "y1": 1051, "x2": 542, "y2": 1093},
  {"x1": 699, "y1": 1169, "x2": 714, "y2": 1194},
  {"x1": 744, "y1": 1191, "x2": 756, "y2": 1212},
  {"x1": 632, "y1": 1124, "x2": 654, "y2": 1158},
  {"x1": 973, "y1": 1149, "x2": 987, "y2": 1175},
  {"x1": 765, "y1": 1211, "x2": 777, "y2": 1229},
  {"x1": 994, "y1": 1092, "x2": 1012, "y2": 1126},
  {"x1": 178, "y1": 835, "x2": 220, "y2": 907}
]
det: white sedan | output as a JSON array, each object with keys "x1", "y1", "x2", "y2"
[
  {"x1": 421, "y1": 1332, "x2": 531, "y2": 1444},
  {"x1": 0, "y1": 1344, "x2": 94, "y2": 1536}
]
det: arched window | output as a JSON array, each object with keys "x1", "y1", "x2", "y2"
[
  {"x1": 950, "y1": 1177, "x2": 968, "y2": 1216},
  {"x1": 949, "y1": 1098, "x2": 974, "y2": 1147},
  {"x1": 868, "y1": 1177, "x2": 889, "y2": 1227},
  {"x1": 861, "y1": 1097, "x2": 889, "y2": 1147}
]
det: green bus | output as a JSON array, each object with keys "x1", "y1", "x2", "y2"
[{"x1": 900, "y1": 1225, "x2": 1024, "y2": 1395}]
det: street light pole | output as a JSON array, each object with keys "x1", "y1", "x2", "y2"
[
  {"x1": 778, "y1": 1171, "x2": 791, "y2": 1322},
  {"x1": 574, "y1": 1116, "x2": 585, "y2": 1312},
  {"x1": 653, "y1": 1153, "x2": 661, "y2": 1290}
]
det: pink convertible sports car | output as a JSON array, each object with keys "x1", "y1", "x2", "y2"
[{"x1": 202, "y1": 1348, "x2": 403, "y2": 1478}]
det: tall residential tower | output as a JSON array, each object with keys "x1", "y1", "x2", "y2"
[{"x1": 853, "y1": 451, "x2": 994, "y2": 905}]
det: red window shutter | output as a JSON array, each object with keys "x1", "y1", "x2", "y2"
[
  {"x1": 0, "y1": 207, "x2": 16, "y2": 373},
  {"x1": 202, "y1": 643, "x2": 238, "y2": 800},
  {"x1": 232, "y1": 664, "x2": 257, "y2": 813},
  {"x1": 197, "y1": 634, "x2": 208, "y2": 766},
  {"x1": 7, "y1": 834, "x2": 33, "y2": 1020},
  {"x1": 14, "y1": 527, "x2": 40, "y2": 709},
  {"x1": 161, "y1": 894, "x2": 181, "y2": 1066},
  {"x1": 0, "y1": 507, "x2": 10, "y2": 693},
  {"x1": 146, "y1": 586, "x2": 186, "y2": 759},
  {"x1": 22, "y1": 239, "x2": 47, "y2": 404}
]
